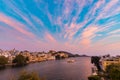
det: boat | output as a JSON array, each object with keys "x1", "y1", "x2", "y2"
[{"x1": 67, "y1": 59, "x2": 75, "y2": 63}]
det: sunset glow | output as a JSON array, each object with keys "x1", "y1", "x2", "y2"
[{"x1": 0, "y1": 0, "x2": 120, "y2": 55}]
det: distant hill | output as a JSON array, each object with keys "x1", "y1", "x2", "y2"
[
  {"x1": 57, "y1": 51, "x2": 75, "y2": 57},
  {"x1": 78, "y1": 54, "x2": 90, "y2": 57},
  {"x1": 56, "y1": 51, "x2": 89, "y2": 57}
]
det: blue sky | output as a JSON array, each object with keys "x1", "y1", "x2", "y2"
[{"x1": 0, "y1": 0, "x2": 120, "y2": 55}]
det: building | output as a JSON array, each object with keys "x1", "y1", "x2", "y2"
[
  {"x1": 46, "y1": 53, "x2": 55, "y2": 60},
  {"x1": 0, "y1": 49, "x2": 70, "y2": 64},
  {"x1": 101, "y1": 57, "x2": 120, "y2": 70}
]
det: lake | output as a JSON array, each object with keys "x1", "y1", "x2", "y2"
[{"x1": 0, "y1": 57, "x2": 92, "y2": 80}]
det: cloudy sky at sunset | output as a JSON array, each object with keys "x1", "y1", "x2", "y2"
[{"x1": 0, "y1": 0, "x2": 120, "y2": 55}]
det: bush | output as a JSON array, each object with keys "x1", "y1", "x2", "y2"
[
  {"x1": 106, "y1": 64, "x2": 120, "y2": 80},
  {"x1": 88, "y1": 75, "x2": 101, "y2": 80},
  {"x1": 12, "y1": 55, "x2": 27, "y2": 66},
  {"x1": 17, "y1": 71, "x2": 45, "y2": 80},
  {"x1": 0, "y1": 56, "x2": 8, "y2": 69}
]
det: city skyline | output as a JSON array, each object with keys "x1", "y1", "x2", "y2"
[{"x1": 0, "y1": 0, "x2": 120, "y2": 55}]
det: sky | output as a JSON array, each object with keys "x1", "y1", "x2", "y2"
[{"x1": 0, "y1": 0, "x2": 120, "y2": 55}]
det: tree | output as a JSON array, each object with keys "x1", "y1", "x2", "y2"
[
  {"x1": 106, "y1": 64, "x2": 120, "y2": 80},
  {"x1": 26, "y1": 57, "x2": 29, "y2": 61},
  {"x1": 17, "y1": 71, "x2": 44, "y2": 80},
  {"x1": 91, "y1": 56, "x2": 101, "y2": 71},
  {"x1": 55, "y1": 55, "x2": 61, "y2": 60},
  {"x1": 12, "y1": 54, "x2": 27, "y2": 66},
  {"x1": 0, "y1": 56, "x2": 8, "y2": 69},
  {"x1": 88, "y1": 75, "x2": 101, "y2": 80}
]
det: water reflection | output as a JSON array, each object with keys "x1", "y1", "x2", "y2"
[{"x1": 0, "y1": 57, "x2": 92, "y2": 80}]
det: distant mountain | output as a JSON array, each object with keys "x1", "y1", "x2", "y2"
[
  {"x1": 56, "y1": 51, "x2": 90, "y2": 57},
  {"x1": 78, "y1": 54, "x2": 90, "y2": 57},
  {"x1": 57, "y1": 51, "x2": 75, "y2": 57}
]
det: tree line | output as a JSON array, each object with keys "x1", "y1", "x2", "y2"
[{"x1": 0, "y1": 54, "x2": 28, "y2": 69}]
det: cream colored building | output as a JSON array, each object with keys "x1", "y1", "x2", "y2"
[{"x1": 101, "y1": 57, "x2": 120, "y2": 70}]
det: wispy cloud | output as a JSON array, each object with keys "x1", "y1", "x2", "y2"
[
  {"x1": 0, "y1": 0, "x2": 120, "y2": 55},
  {"x1": 0, "y1": 13, "x2": 35, "y2": 38},
  {"x1": 80, "y1": 26, "x2": 98, "y2": 45}
]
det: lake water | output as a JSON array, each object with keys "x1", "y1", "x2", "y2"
[{"x1": 0, "y1": 57, "x2": 92, "y2": 80}]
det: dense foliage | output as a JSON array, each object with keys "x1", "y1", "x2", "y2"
[
  {"x1": 91, "y1": 56, "x2": 101, "y2": 71},
  {"x1": 0, "y1": 56, "x2": 8, "y2": 69},
  {"x1": 18, "y1": 71, "x2": 41, "y2": 80},
  {"x1": 17, "y1": 71, "x2": 45, "y2": 80},
  {"x1": 106, "y1": 64, "x2": 120, "y2": 80},
  {"x1": 55, "y1": 55, "x2": 66, "y2": 60},
  {"x1": 12, "y1": 54, "x2": 27, "y2": 66},
  {"x1": 88, "y1": 75, "x2": 101, "y2": 80}
]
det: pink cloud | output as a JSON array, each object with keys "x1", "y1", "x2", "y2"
[
  {"x1": 80, "y1": 26, "x2": 98, "y2": 46},
  {"x1": 92, "y1": 0, "x2": 105, "y2": 16},
  {"x1": 0, "y1": 13, "x2": 35, "y2": 38},
  {"x1": 96, "y1": 0, "x2": 119, "y2": 20},
  {"x1": 82, "y1": 26, "x2": 98, "y2": 38},
  {"x1": 45, "y1": 33, "x2": 56, "y2": 43}
]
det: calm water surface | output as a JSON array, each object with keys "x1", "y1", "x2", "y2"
[{"x1": 0, "y1": 57, "x2": 92, "y2": 80}]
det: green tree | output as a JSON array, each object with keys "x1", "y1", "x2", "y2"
[
  {"x1": 88, "y1": 75, "x2": 101, "y2": 80},
  {"x1": 106, "y1": 64, "x2": 120, "y2": 80},
  {"x1": 17, "y1": 71, "x2": 44, "y2": 80},
  {"x1": 12, "y1": 54, "x2": 27, "y2": 66},
  {"x1": 0, "y1": 56, "x2": 8, "y2": 69}
]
